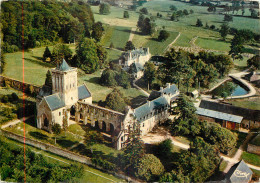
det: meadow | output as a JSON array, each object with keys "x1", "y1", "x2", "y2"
[{"x1": 95, "y1": 0, "x2": 258, "y2": 58}]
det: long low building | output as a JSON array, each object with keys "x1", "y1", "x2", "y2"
[
  {"x1": 196, "y1": 107, "x2": 243, "y2": 130},
  {"x1": 197, "y1": 100, "x2": 260, "y2": 130}
]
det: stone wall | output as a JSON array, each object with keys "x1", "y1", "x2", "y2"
[
  {"x1": 0, "y1": 75, "x2": 41, "y2": 95},
  {"x1": 247, "y1": 144, "x2": 260, "y2": 155}
]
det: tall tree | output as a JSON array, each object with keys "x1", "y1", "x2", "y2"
[
  {"x1": 144, "y1": 62, "x2": 156, "y2": 90},
  {"x1": 196, "y1": 19, "x2": 203, "y2": 27},
  {"x1": 44, "y1": 70, "x2": 52, "y2": 89},
  {"x1": 124, "y1": 41, "x2": 135, "y2": 51},
  {"x1": 43, "y1": 46, "x2": 52, "y2": 61},
  {"x1": 75, "y1": 38, "x2": 99, "y2": 73},
  {"x1": 91, "y1": 22, "x2": 104, "y2": 42},
  {"x1": 52, "y1": 123, "x2": 61, "y2": 144},
  {"x1": 247, "y1": 55, "x2": 260, "y2": 70},
  {"x1": 219, "y1": 23, "x2": 230, "y2": 40},
  {"x1": 123, "y1": 11, "x2": 129, "y2": 18},
  {"x1": 51, "y1": 44, "x2": 72, "y2": 65}
]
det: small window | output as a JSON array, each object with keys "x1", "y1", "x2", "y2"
[
  {"x1": 73, "y1": 83, "x2": 75, "y2": 87},
  {"x1": 71, "y1": 97, "x2": 73, "y2": 100},
  {"x1": 143, "y1": 123, "x2": 145, "y2": 127},
  {"x1": 59, "y1": 112, "x2": 61, "y2": 116},
  {"x1": 121, "y1": 136, "x2": 124, "y2": 141}
]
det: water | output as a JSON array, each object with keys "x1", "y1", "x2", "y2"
[{"x1": 211, "y1": 80, "x2": 248, "y2": 97}]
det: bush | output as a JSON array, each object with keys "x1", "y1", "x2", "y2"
[
  {"x1": 1, "y1": 95, "x2": 9, "y2": 103},
  {"x1": 92, "y1": 157, "x2": 116, "y2": 171},
  {"x1": 135, "y1": 154, "x2": 165, "y2": 181},
  {"x1": 157, "y1": 139, "x2": 173, "y2": 157},
  {"x1": 11, "y1": 93, "x2": 19, "y2": 101},
  {"x1": 158, "y1": 30, "x2": 170, "y2": 42}
]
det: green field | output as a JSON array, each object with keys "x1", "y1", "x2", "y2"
[
  {"x1": 195, "y1": 37, "x2": 230, "y2": 52},
  {"x1": 132, "y1": 31, "x2": 179, "y2": 55},
  {"x1": 228, "y1": 97, "x2": 260, "y2": 110},
  {"x1": 174, "y1": 34, "x2": 192, "y2": 47},
  {"x1": 102, "y1": 26, "x2": 132, "y2": 49},
  {"x1": 242, "y1": 152, "x2": 260, "y2": 167}
]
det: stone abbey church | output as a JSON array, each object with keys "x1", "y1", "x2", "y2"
[{"x1": 37, "y1": 59, "x2": 179, "y2": 150}]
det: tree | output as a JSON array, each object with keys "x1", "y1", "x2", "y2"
[
  {"x1": 124, "y1": 41, "x2": 135, "y2": 51},
  {"x1": 207, "y1": 6, "x2": 216, "y2": 13},
  {"x1": 52, "y1": 123, "x2": 61, "y2": 144},
  {"x1": 247, "y1": 55, "x2": 260, "y2": 70},
  {"x1": 144, "y1": 62, "x2": 156, "y2": 90},
  {"x1": 100, "y1": 69, "x2": 117, "y2": 87},
  {"x1": 44, "y1": 70, "x2": 52, "y2": 89},
  {"x1": 109, "y1": 42, "x2": 114, "y2": 49},
  {"x1": 105, "y1": 88, "x2": 127, "y2": 113},
  {"x1": 170, "y1": 5, "x2": 177, "y2": 11},
  {"x1": 229, "y1": 34, "x2": 244, "y2": 62},
  {"x1": 119, "y1": 121, "x2": 145, "y2": 175},
  {"x1": 99, "y1": 3, "x2": 110, "y2": 15},
  {"x1": 75, "y1": 38, "x2": 99, "y2": 73},
  {"x1": 224, "y1": 14, "x2": 233, "y2": 22},
  {"x1": 171, "y1": 13, "x2": 177, "y2": 21},
  {"x1": 91, "y1": 22, "x2": 104, "y2": 42},
  {"x1": 210, "y1": 25, "x2": 215, "y2": 30},
  {"x1": 51, "y1": 44, "x2": 72, "y2": 65},
  {"x1": 196, "y1": 19, "x2": 203, "y2": 27},
  {"x1": 190, "y1": 9, "x2": 194, "y2": 14},
  {"x1": 158, "y1": 30, "x2": 170, "y2": 41},
  {"x1": 183, "y1": 9, "x2": 189, "y2": 15},
  {"x1": 215, "y1": 54, "x2": 233, "y2": 77},
  {"x1": 123, "y1": 11, "x2": 129, "y2": 18},
  {"x1": 135, "y1": 154, "x2": 165, "y2": 181},
  {"x1": 219, "y1": 23, "x2": 230, "y2": 40},
  {"x1": 157, "y1": 139, "x2": 173, "y2": 157},
  {"x1": 250, "y1": 9, "x2": 258, "y2": 18},
  {"x1": 43, "y1": 46, "x2": 52, "y2": 61},
  {"x1": 140, "y1": 7, "x2": 148, "y2": 15},
  {"x1": 137, "y1": 14, "x2": 145, "y2": 30},
  {"x1": 138, "y1": 17, "x2": 156, "y2": 35}
]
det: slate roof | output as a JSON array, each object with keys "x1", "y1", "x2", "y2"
[
  {"x1": 134, "y1": 96, "x2": 169, "y2": 122},
  {"x1": 134, "y1": 62, "x2": 144, "y2": 72},
  {"x1": 196, "y1": 107, "x2": 243, "y2": 123},
  {"x1": 199, "y1": 100, "x2": 260, "y2": 121},
  {"x1": 38, "y1": 85, "x2": 52, "y2": 98},
  {"x1": 123, "y1": 48, "x2": 149, "y2": 60},
  {"x1": 163, "y1": 84, "x2": 178, "y2": 96},
  {"x1": 44, "y1": 93, "x2": 65, "y2": 111},
  {"x1": 57, "y1": 59, "x2": 71, "y2": 71},
  {"x1": 226, "y1": 160, "x2": 252, "y2": 183},
  {"x1": 148, "y1": 84, "x2": 179, "y2": 101},
  {"x1": 78, "y1": 84, "x2": 91, "y2": 100}
]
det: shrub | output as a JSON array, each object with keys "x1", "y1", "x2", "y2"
[
  {"x1": 91, "y1": 157, "x2": 116, "y2": 171},
  {"x1": 158, "y1": 30, "x2": 170, "y2": 42},
  {"x1": 157, "y1": 139, "x2": 173, "y2": 157},
  {"x1": 135, "y1": 154, "x2": 164, "y2": 181},
  {"x1": 1, "y1": 95, "x2": 9, "y2": 103}
]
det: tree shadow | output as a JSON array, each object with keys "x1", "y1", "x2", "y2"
[
  {"x1": 211, "y1": 20, "x2": 224, "y2": 24},
  {"x1": 24, "y1": 57, "x2": 53, "y2": 68},
  {"x1": 32, "y1": 55, "x2": 44, "y2": 61},
  {"x1": 85, "y1": 77, "x2": 100, "y2": 84},
  {"x1": 57, "y1": 138, "x2": 78, "y2": 148},
  {"x1": 115, "y1": 28, "x2": 132, "y2": 34},
  {"x1": 146, "y1": 37, "x2": 159, "y2": 42},
  {"x1": 29, "y1": 131, "x2": 49, "y2": 140}
]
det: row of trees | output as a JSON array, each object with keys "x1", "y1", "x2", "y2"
[
  {"x1": 0, "y1": 136, "x2": 84, "y2": 182},
  {"x1": 1, "y1": 1, "x2": 95, "y2": 52}
]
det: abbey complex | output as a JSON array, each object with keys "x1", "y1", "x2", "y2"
[{"x1": 36, "y1": 59, "x2": 179, "y2": 150}]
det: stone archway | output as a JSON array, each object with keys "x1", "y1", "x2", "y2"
[
  {"x1": 102, "y1": 121, "x2": 106, "y2": 132},
  {"x1": 109, "y1": 123, "x2": 114, "y2": 133},
  {"x1": 43, "y1": 114, "x2": 49, "y2": 128},
  {"x1": 70, "y1": 105, "x2": 76, "y2": 116},
  {"x1": 95, "y1": 121, "x2": 99, "y2": 129}
]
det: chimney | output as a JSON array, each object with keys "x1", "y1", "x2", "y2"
[
  {"x1": 167, "y1": 83, "x2": 171, "y2": 88},
  {"x1": 148, "y1": 101, "x2": 151, "y2": 107}
]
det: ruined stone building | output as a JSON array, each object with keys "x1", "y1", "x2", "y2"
[{"x1": 36, "y1": 59, "x2": 179, "y2": 150}]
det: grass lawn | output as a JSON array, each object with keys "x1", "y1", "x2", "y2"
[
  {"x1": 219, "y1": 160, "x2": 228, "y2": 172},
  {"x1": 252, "y1": 169, "x2": 260, "y2": 177},
  {"x1": 102, "y1": 26, "x2": 132, "y2": 49},
  {"x1": 241, "y1": 152, "x2": 260, "y2": 167},
  {"x1": 227, "y1": 97, "x2": 260, "y2": 110},
  {"x1": 173, "y1": 34, "x2": 192, "y2": 47},
  {"x1": 195, "y1": 37, "x2": 230, "y2": 52},
  {"x1": 4, "y1": 117, "x2": 83, "y2": 149},
  {"x1": 78, "y1": 69, "x2": 145, "y2": 103},
  {"x1": 175, "y1": 136, "x2": 190, "y2": 145},
  {"x1": 227, "y1": 131, "x2": 247, "y2": 157},
  {"x1": 3, "y1": 137, "x2": 124, "y2": 182},
  {"x1": 106, "y1": 48, "x2": 122, "y2": 63}
]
